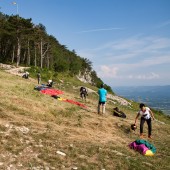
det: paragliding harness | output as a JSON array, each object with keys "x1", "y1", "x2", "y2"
[{"x1": 113, "y1": 107, "x2": 126, "y2": 118}]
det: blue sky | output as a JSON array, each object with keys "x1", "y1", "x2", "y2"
[{"x1": 1, "y1": 0, "x2": 170, "y2": 86}]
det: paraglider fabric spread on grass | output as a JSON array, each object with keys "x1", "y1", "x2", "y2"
[
  {"x1": 34, "y1": 85, "x2": 87, "y2": 108},
  {"x1": 129, "y1": 139, "x2": 156, "y2": 156}
]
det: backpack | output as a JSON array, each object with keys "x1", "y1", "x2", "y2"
[
  {"x1": 113, "y1": 107, "x2": 126, "y2": 118},
  {"x1": 80, "y1": 87, "x2": 86, "y2": 93}
]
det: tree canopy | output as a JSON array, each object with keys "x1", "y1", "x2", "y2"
[{"x1": 0, "y1": 12, "x2": 113, "y2": 93}]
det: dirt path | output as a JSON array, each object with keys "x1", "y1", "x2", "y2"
[{"x1": 0, "y1": 63, "x2": 30, "y2": 77}]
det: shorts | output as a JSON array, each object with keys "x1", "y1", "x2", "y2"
[
  {"x1": 99, "y1": 101, "x2": 106, "y2": 105},
  {"x1": 80, "y1": 92, "x2": 87, "y2": 98}
]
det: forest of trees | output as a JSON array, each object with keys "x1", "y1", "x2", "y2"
[{"x1": 0, "y1": 12, "x2": 113, "y2": 92}]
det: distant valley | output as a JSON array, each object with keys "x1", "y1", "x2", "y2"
[{"x1": 113, "y1": 85, "x2": 170, "y2": 115}]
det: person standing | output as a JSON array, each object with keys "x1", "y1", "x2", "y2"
[
  {"x1": 134, "y1": 103, "x2": 155, "y2": 139},
  {"x1": 98, "y1": 84, "x2": 107, "y2": 115},
  {"x1": 37, "y1": 72, "x2": 41, "y2": 84}
]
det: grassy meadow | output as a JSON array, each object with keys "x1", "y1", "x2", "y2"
[{"x1": 0, "y1": 69, "x2": 170, "y2": 170}]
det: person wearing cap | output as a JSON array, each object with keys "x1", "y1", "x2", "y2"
[
  {"x1": 134, "y1": 103, "x2": 155, "y2": 139},
  {"x1": 98, "y1": 84, "x2": 107, "y2": 115}
]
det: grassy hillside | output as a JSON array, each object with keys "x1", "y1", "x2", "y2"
[{"x1": 0, "y1": 69, "x2": 170, "y2": 170}]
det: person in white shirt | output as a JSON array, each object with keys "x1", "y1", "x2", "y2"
[
  {"x1": 22, "y1": 71, "x2": 29, "y2": 79},
  {"x1": 47, "y1": 80, "x2": 53, "y2": 87},
  {"x1": 134, "y1": 103, "x2": 155, "y2": 139}
]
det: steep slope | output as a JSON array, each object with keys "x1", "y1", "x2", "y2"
[{"x1": 0, "y1": 69, "x2": 170, "y2": 170}]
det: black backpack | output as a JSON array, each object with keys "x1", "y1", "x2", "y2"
[
  {"x1": 113, "y1": 107, "x2": 126, "y2": 118},
  {"x1": 80, "y1": 87, "x2": 86, "y2": 93}
]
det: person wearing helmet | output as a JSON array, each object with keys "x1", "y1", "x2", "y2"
[
  {"x1": 47, "y1": 80, "x2": 53, "y2": 87},
  {"x1": 134, "y1": 103, "x2": 155, "y2": 139}
]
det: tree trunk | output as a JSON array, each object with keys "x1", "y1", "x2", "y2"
[
  {"x1": 34, "y1": 45, "x2": 37, "y2": 67},
  {"x1": 27, "y1": 40, "x2": 31, "y2": 65},
  {"x1": 40, "y1": 38, "x2": 50, "y2": 68},
  {"x1": 40, "y1": 39, "x2": 43, "y2": 68},
  {"x1": 47, "y1": 53, "x2": 50, "y2": 69},
  {"x1": 11, "y1": 45, "x2": 15, "y2": 63},
  {"x1": 22, "y1": 50, "x2": 26, "y2": 63},
  {"x1": 16, "y1": 37, "x2": 21, "y2": 67}
]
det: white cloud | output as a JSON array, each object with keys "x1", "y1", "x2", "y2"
[
  {"x1": 139, "y1": 55, "x2": 170, "y2": 67},
  {"x1": 78, "y1": 35, "x2": 170, "y2": 86},
  {"x1": 98, "y1": 65, "x2": 118, "y2": 78},
  {"x1": 114, "y1": 55, "x2": 170, "y2": 69},
  {"x1": 78, "y1": 36, "x2": 170, "y2": 64},
  {"x1": 157, "y1": 20, "x2": 170, "y2": 28},
  {"x1": 76, "y1": 27, "x2": 124, "y2": 33},
  {"x1": 128, "y1": 72, "x2": 160, "y2": 80}
]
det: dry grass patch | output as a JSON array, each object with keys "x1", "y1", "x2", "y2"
[{"x1": 0, "y1": 69, "x2": 170, "y2": 169}]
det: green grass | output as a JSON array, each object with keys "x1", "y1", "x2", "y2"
[{"x1": 0, "y1": 69, "x2": 170, "y2": 169}]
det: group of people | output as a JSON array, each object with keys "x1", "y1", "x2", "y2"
[
  {"x1": 96, "y1": 84, "x2": 155, "y2": 139},
  {"x1": 23, "y1": 70, "x2": 155, "y2": 139},
  {"x1": 23, "y1": 71, "x2": 53, "y2": 88},
  {"x1": 80, "y1": 84, "x2": 107, "y2": 116}
]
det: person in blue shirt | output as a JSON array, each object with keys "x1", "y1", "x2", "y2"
[{"x1": 98, "y1": 84, "x2": 107, "y2": 114}]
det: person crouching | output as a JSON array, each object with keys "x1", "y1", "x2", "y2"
[{"x1": 47, "y1": 80, "x2": 53, "y2": 87}]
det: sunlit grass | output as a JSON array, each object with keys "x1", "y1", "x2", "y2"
[{"x1": 0, "y1": 69, "x2": 170, "y2": 169}]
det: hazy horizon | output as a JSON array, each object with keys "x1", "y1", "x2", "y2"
[{"x1": 113, "y1": 85, "x2": 170, "y2": 115}]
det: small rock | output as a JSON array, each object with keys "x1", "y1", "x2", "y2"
[
  {"x1": 79, "y1": 155, "x2": 88, "y2": 159},
  {"x1": 143, "y1": 162, "x2": 153, "y2": 167},
  {"x1": 45, "y1": 166, "x2": 50, "y2": 170},
  {"x1": 56, "y1": 151, "x2": 66, "y2": 156},
  {"x1": 61, "y1": 165, "x2": 66, "y2": 168},
  {"x1": 5, "y1": 124, "x2": 10, "y2": 128},
  {"x1": 70, "y1": 144, "x2": 74, "y2": 148},
  {"x1": 17, "y1": 163, "x2": 23, "y2": 167},
  {"x1": 16, "y1": 126, "x2": 30, "y2": 134}
]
